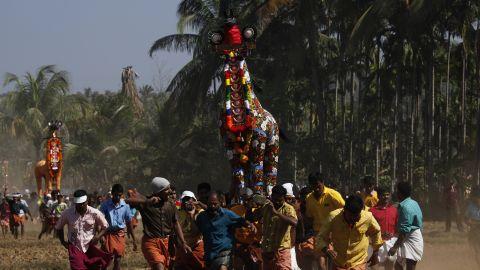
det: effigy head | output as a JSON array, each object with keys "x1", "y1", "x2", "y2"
[
  {"x1": 48, "y1": 120, "x2": 62, "y2": 133},
  {"x1": 209, "y1": 12, "x2": 256, "y2": 57},
  {"x1": 48, "y1": 121, "x2": 61, "y2": 139}
]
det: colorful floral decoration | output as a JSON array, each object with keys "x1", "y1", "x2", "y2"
[
  {"x1": 211, "y1": 13, "x2": 279, "y2": 199},
  {"x1": 46, "y1": 121, "x2": 63, "y2": 178}
]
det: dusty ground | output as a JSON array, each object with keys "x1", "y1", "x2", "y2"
[
  {"x1": 0, "y1": 221, "x2": 478, "y2": 269},
  {"x1": 0, "y1": 221, "x2": 146, "y2": 270},
  {"x1": 420, "y1": 221, "x2": 478, "y2": 270}
]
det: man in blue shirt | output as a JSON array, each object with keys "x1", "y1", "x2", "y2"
[
  {"x1": 100, "y1": 184, "x2": 137, "y2": 270},
  {"x1": 388, "y1": 181, "x2": 423, "y2": 270},
  {"x1": 196, "y1": 191, "x2": 255, "y2": 270}
]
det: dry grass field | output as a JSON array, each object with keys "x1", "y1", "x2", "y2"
[{"x1": 0, "y1": 221, "x2": 478, "y2": 269}]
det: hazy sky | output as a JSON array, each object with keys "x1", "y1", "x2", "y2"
[{"x1": 0, "y1": 0, "x2": 191, "y2": 92}]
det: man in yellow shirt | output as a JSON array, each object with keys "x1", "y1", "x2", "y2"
[
  {"x1": 305, "y1": 173, "x2": 345, "y2": 269},
  {"x1": 316, "y1": 195, "x2": 383, "y2": 270},
  {"x1": 261, "y1": 185, "x2": 298, "y2": 270},
  {"x1": 361, "y1": 176, "x2": 379, "y2": 208},
  {"x1": 305, "y1": 173, "x2": 345, "y2": 233}
]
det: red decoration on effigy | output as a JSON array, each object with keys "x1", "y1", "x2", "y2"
[
  {"x1": 224, "y1": 24, "x2": 242, "y2": 46},
  {"x1": 46, "y1": 135, "x2": 62, "y2": 178}
]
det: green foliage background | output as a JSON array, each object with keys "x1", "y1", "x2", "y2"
[{"x1": 1, "y1": 1, "x2": 480, "y2": 218}]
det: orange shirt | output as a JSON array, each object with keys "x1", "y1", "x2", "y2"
[{"x1": 230, "y1": 204, "x2": 261, "y2": 244}]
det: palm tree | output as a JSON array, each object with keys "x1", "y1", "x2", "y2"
[
  {"x1": 149, "y1": 0, "x2": 223, "y2": 116},
  {"x1": 1, "y1": 65, "x2": 71, "y2": 160}
]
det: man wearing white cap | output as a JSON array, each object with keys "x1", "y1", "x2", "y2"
[
  {"x1": 282, "y1": 183, "x2": 301, "y2": 270},
  {"x1": 126, "y1": 177, "x2": 191, "y2": 270},
  {"x1": 175, "y1": 190, "x2": 205, "y2": 269},
  {"x1": 55, "y1": 189, "x2": 112, "y2": 269}
]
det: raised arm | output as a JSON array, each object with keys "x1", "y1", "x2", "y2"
[
  {"x1": 266, "y1": 202, "x2": 297, "y2": 227},
  {"x1": 125, "y1": 190, "x2": 159, "y2": 207}
]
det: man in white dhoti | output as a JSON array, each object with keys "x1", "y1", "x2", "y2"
[
  {"x1": 388, "y1": 182, "x2": 423, "y2": 270},
  {"x1": 370, "y1": 186, "x2": 398, "y2": 270}
]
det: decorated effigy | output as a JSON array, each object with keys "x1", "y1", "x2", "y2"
[
  {"x1": 35, "y1": 121, "x2": 63, "y2": 195},
  {"x1": 210, "y1": 12, "x2": 279, "y2": 199}
]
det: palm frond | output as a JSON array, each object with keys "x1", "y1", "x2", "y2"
[
  {"x1": 149, "y1": 34, "x2": 199, "y2": 56},
  {"x1": 111, "y1": 105, "x2": 127, "y2": 120},
  {"x1": 11, "y1": 117, "x2": 28, "y2": 138},
  {"x1": 45, "y1": 70, "x2": 70, "y2": 95},
  {"x1": 49, "y1": 94, "x2": 94, "y2": 122},
  {"x1": 0, "y1": 112, "x2": 14, "y2": 135},
  {"x1": 165, "y1": 59, "x2": 203, "y2": 93},
  {"x1": 3, "y1": 72, "x2": 20, "y2": 88},
  {"x1": 165, "y1": 55, "x2": 221, "y2": 115},
  {"x1": 23, "y1": 107, "x2": 45, "y2": 132},
  {"x1": 36, "y1": 65, "x2": 57, "y2": 77},
  {"x1": 348, "y1": 5, "x2": 377, "y2": 52},
  {"x1": 177, "y1": 14, "x2": 197, "y2": 33},
  {"x1": 177, "y1": 0, "x2": 217, "y2": 31}
]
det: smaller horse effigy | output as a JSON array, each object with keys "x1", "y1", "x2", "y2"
[{"x1": 35, "y1": 121, "x2": 63, "y2": 195}]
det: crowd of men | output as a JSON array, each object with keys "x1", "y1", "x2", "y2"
[{"x1": 2, "y1": 173, "x2": 480, "y2": 270}]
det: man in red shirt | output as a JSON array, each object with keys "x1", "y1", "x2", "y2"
[{"x1": 370, "y1": 186, "x2": 398, "y2": 270}]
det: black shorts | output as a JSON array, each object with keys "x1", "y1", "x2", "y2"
[{"x1": 207, "y1": 250, "x2": 233, "y2": 270}]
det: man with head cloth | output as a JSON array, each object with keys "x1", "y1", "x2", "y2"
[
  {"x1": 55, "y1": 189, "x2": 112, "y2": 270},
  {"x1": 126, "y1": 177, "x2": 191, "y2": 270}
]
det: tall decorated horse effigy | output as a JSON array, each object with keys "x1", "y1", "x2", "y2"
[
  {"x1": 35, "y1": 120, "x2": 63, "y2": 196},
  {"x1": 210, "y1": 12, "x2": 279, "y2": 199}
]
